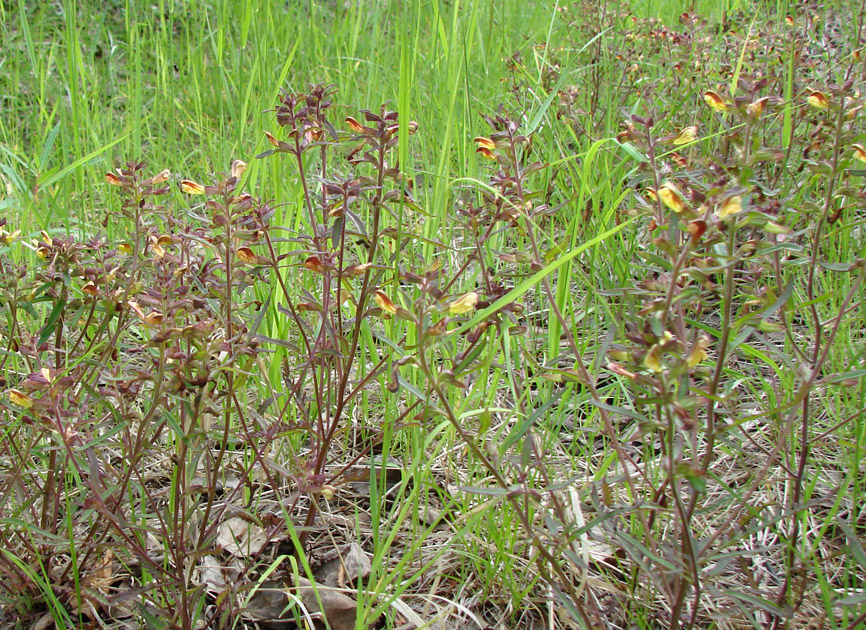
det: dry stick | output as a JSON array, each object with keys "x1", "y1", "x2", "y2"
[
  {"x1": 675, "y1": 111, "x2": 758, "y2": 627},
  {"x1": 261, "y1": 227, "x2": 322, "y2": 439},
  {"x1": 48, "y1": 399, "x2": 173, "y2": 580},
  {"x1": 324, "y1": 401, "x2": 422, "y2": 480},
  {"x1": 664, "y1": 399, "x2": 701, "y2": 630},
  {"x1": 810, "y1": 406, "x2": 866, "y2": 445},
  {"x1": 289, "y1": 129, "x2": 331, "y2": 457},
  {"x1": 77, "y1": 177, "x2": 166, "y2": 513},
  {"x1": 661, "y1": 214, "x2": 740, "y2": 629},
  {"x1": 194, "y1": 190, "x2": 239, "y2": 559},
  {"x1": 506, "y1": 130, "x2": 642, "y2": 505},
  {"x1": 664, "y1": 218, "x2": 712, "y2": 628}
]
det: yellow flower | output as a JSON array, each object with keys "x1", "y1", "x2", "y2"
[
  {"x1": 746, "y1": 97, "x2": 769, "y2": 119},
  {"x1": 374, "y1": 290, "x2": 398, "y2": 315},
  {"x1": 852, "y1": 144, "x2": 866, "y2": 163},
  {"x1": 474, "y1": 137, "x2": 498, "y2": 161},
  {"x1": 672, "y1": 125, "x2": 698, "y2": 146},
  {"x1": 127, "y1": 301, "x2": 163, "y2": 326},
  {"x1": 7, "y1": 389, "x2": 33, "y2": 409},
  {"x1": 473, "y1": 137, "x2": 496, "y2": 150},
  {"x1": 806, "y1": 90, "x2": 830, "y2": 110},
  {"x1": 180, "y1": 179, "x2": 206, "y2": 195},
  {"x1": 658, "y1": 182, "x2": 687, "y2": 214},
  {"x1": 236, "y1": 247, "x2": 257, "y2": 264},
  {"x1": 149, "y1": 236, "x2": 165, "y2": 259},
  {"x1": 448, "y1": 292, "x2": 479, "y2": 315},
  {"x1": 702, "y1": 90, "x2": 730, "y2": 113},
  {"x1": 144, "y1": 311, "x2": 164, "y2": 326},
  {"x1": 345, "y1": 117, "x2": 365, "y2": 133},
  {"x1": 476, "y1": 147, "x2": 497, "y2": 161},
  {"x1": 718, "y1": 195, "x2": 743, "y2": 219},
  {"x1": 687, "y1": 336, "x2": 709, "y2": 367},
  {"x1": 643, "y1": 346, "x2": 663, "y2": 373}
]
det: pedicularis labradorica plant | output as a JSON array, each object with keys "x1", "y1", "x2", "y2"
[
  {"x1": 0, "y1": 84, "x2": 578, "y2": 628},
  {"x1": 0, "y1": 158, "x2": 274, "y2": 628},
  {"x1": 602, "y1": 76, "x2": 866, "y2": 627}
]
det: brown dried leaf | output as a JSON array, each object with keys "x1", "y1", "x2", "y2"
[
  {"x1": 217, "y1": 517, "x2": 268, "y2": 557},
  {"x1": 315, "y1": 543, "x2": 371, "y2": 588},
  {"x1": 295, "y1": 577, "x2": 358, "y2": 630},
  {"x1": 196, "y1": 555, "x2": 226, "y2": 593}
]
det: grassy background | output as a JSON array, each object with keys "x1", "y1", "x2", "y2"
[{"x1": 1, "y1": 0, "x2": 797, "y2": 232}]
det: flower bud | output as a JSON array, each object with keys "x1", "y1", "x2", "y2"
[
  {"x1": 151, "y1": 169, "x2": 171, "y2": 184},
  {"x1": 231, "y1": 160, "x2": 247, "y2": 179},
  {"x1": 374, "y1": 290, "x2": 398, "y2": 314}
]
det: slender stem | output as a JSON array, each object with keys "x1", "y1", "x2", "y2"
[{"x1": 772, "y1": 100, "x2": 847, "y2": 627}]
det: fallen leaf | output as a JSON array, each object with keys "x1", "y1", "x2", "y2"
[
  {"x1": 246, "y1": 581, "x2": 295, "y2": 628},
  {"x1": 217, "y1": 517, "x2": 268, "y2": 557},
  {"x1": 295, "y1": 577, "x2": 358, "y2": 630},
  {"x1": 316, "y1": 543, "x2": 372, "y2": 588},
  {"x1": 31, "y1": 613, "x2": 55, "y2": 630},
  {"x1": 196, "y1": 555, "x2": 226, "y2": 592}
]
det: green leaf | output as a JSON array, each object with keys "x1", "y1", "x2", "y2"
[
  {"x1": 457, "y1": 485, "x2": 508, "y2": 496},
  {"x1": 38, "y1": 134, "x2": 130, "y2": 190},
  {"x1": 500, "y1": 388, "x2": 566, "y2": 454},
  {"x1": 37, "y1": 299, "x2": 66, "y2": 348},
  {"x1": 837, "y1": 518, "x2": 866, "y2": 570}
]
